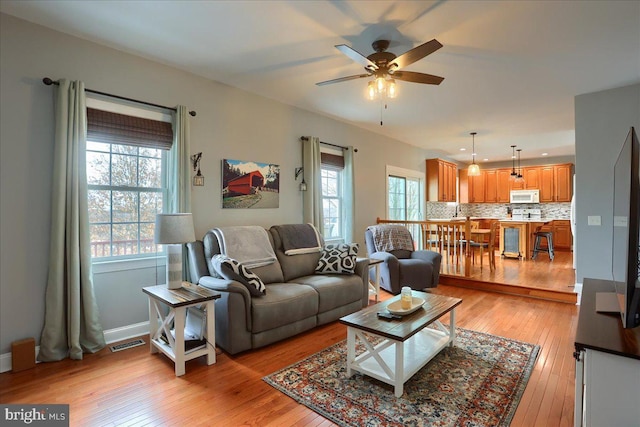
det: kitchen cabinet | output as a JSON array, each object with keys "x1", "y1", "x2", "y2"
[
  {"x1": 460, "y1": 163, "x2": 573, "y2": 203},
  {"x1": 496, "y1": 169, "x2": 512, "y2": 202},
  {"x1": 484, "y1": 170, "x2": 498, "y2": 203},
  {"x1": 426, "y1": 158, "x2": 457, "y2": 202},
  {"x1": 526, "y1": 164, "x2": 573, "y2": 202},
  {"x1": 539, "y1": 166, "x2": 555, "y2": 202},
  {"x1": 523, "y1": 167, "x2": 540, "y2": 190},
  {"x1": 470, "y1": 171, "x2": 485, "y2": 203},
  {"x1": 459, "y1": 169, "x2": 485, "y2": 203},
  {"x1": 553, "y1": 220, "x2": 572, "y2": 250},
  {"x1": 527, "y1": 220, "x2": 572, "y2": 252},
  {"x1": 554, "y1": 164, "x2": 573, "y2": 202}
]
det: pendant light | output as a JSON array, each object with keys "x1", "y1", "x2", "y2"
[
  {"x1": 515, "y1": 148, "x2": 525, "y2": 183},
  {"x1": 510, "y1": 145, "x2": 518, "y2": 180},
  {"x1": 467, "y1": 132, "x2": 480, "y2": 176}
]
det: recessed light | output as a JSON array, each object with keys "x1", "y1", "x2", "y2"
[
  {"x1": 460, "y1": 148, "x2": 466, "y2": 151},
  {"x1": 483, "y1": 158, "x2": 489, "y2": 161},
  {"x1": 541, "y1": 152, "x2": 548, "y2": 156}
]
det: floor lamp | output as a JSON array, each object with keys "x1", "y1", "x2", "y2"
[{"x1": 155, "y1": 213, "x2": 196, "y2": 289}]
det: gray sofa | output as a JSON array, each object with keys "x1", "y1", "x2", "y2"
[{"x1": 186, "y1": 226, "x2": 369, "y2": 355}]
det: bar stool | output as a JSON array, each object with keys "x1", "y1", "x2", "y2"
[{"x1": 532, "y1": 225, "x2": 554, "y2": 261}]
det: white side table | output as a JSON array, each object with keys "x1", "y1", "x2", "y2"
[{"x1": 143, "y1": 282, "x2": 220, "y2": 376}]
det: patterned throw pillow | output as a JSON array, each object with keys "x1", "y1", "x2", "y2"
[
  {"x1": 211, "y1": 255, "x2": 266, "y2": 296},
  {"x1": 315, "y1": 243, "x2": 359, "y2": 274}
]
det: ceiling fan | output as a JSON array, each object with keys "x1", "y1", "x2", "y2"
[{"x1": 316, "y1": 39, "x2": 445, "y2": 88}]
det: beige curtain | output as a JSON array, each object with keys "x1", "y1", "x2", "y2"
[
  {"x1": 343, "y1": 146, "x2": 356, "y2": 243},
  {"x1": 302, "y1": 136, "x2": 324, "y2": 234},
  {"x1": 38, "y1": 80, "x2": 105, "y2": 361},
  {"x1": 167, "y1": 105, "x2": 192, "y2": 279}
]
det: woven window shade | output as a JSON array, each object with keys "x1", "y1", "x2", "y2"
[
  {"x1": 86, "y1": 108, "x2": 173, "y2": 149},
  {"x1": 321, "y1": 152, "x2": 344, "y2": 169}
]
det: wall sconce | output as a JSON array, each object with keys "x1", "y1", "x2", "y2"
[
  {"x1": 191, "y1": 152, "x2": 204, "y2": 186},
  {"x1": 295, "y1": 167, "x2": 307, "y2": 191}
]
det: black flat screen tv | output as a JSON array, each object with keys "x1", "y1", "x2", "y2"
[{"x1": 611, "y1": 126, "x2": 640, "y2": 328}]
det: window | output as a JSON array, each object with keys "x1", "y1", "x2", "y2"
[
  {"x1": 87, "y1": 142, "x2": 164, "y2": 259},
  {"x1": 320, "y1": 150, "x2": 347, "y2": 242},
  {"x1": 386, "y1": 165, "x2": 425, "y2": 245},
  {"x1": 85, "y1": 101, "x2": 172, "y2": 260},
  {"x1": 388, "y1": 175, "x2": 422, "y2": 221},
  {"x1": 321, "y1": 166, "x2": 342, "y2": 241}
]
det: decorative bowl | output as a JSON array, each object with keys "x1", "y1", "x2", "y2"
[{"x1": 387, "y1": 297, "x2": 425, "y2": 315}]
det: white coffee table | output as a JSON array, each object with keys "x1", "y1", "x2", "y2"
[{"x1": 339, "y1": 291, "x2": 462, "y2": 397}]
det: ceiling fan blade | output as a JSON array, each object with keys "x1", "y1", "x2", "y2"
[
  {"x1": 393, "y1": 71, "x2": 444, "y2": 85},
  {"x1": 335, "y1": 44, "x2": 378, "y2": 70},
  {"x1": 391, "y1": 39, "x2": 443, "y2": 70},
  {"x1": 316, "y1": 74, "x2": 370, "y2": 86}
]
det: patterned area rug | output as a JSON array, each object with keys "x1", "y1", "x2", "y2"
[{"x1": 263, "y1": 328, "x2": 539, "y2": 427}]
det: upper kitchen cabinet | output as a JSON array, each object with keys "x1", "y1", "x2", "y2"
[
  {"x1": 554, "y1": 163, "x2": 573, "y2": 202},
  {"x1": 459, "y1": 168, "x2": 486, "y2": 203},
  {"x1": 460, "y1": 163, "x2": 573, "y2": 203},
  {"x1": 485, "y1": 169, "x2": 498, "y2": 203},
  {"x1": 426, "y1": 158, "x2": 457, "y2": 202},
  {"x1": 539, "y1": 166, "x2": 555, "y2": 202},
  {"x1": 496, "y1": 169, "x2": 512, "y2": 202}
]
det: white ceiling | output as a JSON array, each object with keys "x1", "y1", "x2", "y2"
[{"x1": 2, "y1": 0, "x2": 639, "y2": 163}]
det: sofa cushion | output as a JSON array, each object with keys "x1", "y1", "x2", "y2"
[
  {"x1": 293, "y1": 274, "x2": 364, "y2": 313},
  {"x1": 212, "y1": 255, "x2": 266, "y2": 296},
  {"x1": 315, "y1": 243, "x2": 359, "y2": 274},
  {"x1": 269, "y1": 227, "x2": 323, "y2": 281},
  {"x1": 251, "y1": 283, "x2": 318, "y2": 333}
]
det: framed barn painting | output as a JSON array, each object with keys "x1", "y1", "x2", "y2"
[{"x1": 222, "y1": 159, "x2": 280, "y2": 208}]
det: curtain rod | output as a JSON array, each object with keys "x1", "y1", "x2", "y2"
[
  {"x1": 42, "y1": 77, "x2": 196, "y2": 117},
  {"x1": 300, "y1": 136, "x2": 357, "y2": 152}
]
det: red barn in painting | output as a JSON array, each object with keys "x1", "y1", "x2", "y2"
[{"x1": 227, "y1": 170, "x2": 264, "y2": 195}]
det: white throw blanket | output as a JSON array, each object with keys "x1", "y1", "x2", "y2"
[{"x1": 211, "y1": 226, "x2": 277, "y2": 269}]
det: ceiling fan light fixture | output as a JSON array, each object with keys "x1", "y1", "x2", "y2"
[
  {"x1": 367, "y1": 81, "x2": 377, "y2": 100},
  {"x1": 375, "y1": 76, "x2": 386, "y2": 93},
  {"x1": 387, "y1": 79, "x2": 397, "y2": 98}
]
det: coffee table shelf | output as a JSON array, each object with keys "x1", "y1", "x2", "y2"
[{"x1": 340, "y1": 292, "x2": 462, "y2": 397}]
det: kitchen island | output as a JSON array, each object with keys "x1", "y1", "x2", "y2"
[{"x1": 499, "y1": 219, "x2": 549, "y2": 260}]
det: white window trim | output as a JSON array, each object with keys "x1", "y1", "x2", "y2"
[
  {"x1": 92, "y1": 255, "x2": 166, "y2": 274},
  {"x1": 385, "y1": 165, "x2": 425, "y2": 220}
]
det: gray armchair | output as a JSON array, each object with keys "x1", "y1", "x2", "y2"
[{"x1": 365, "y1": 226, "x2": 442, "y2": 294}]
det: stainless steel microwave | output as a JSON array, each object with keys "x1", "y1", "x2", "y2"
[{"x1": 510, "y1": 189, "x2": 540, "y2": 203}]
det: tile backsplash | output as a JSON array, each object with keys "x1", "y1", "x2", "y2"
[{"x1": 426, "y1": 202, "x2": 571, "y2": 220}]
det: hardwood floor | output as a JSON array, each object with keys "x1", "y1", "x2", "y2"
[
  {"x1": 439, "y1": 249, "x2": 577, "y2": 303},
  {"x1": 0, "y1": 285, "x2": 579, "y2": 427}
]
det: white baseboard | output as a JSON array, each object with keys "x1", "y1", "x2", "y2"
[
  {"x1": 0, "y1": 321, "x2": 149, "y2": 373},
  {"x1": 574, "y1": 282, "x2": 583, "y2": 305}
]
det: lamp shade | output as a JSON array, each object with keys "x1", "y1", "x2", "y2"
[
  {"x1": 468, "y1": 163, "x2": 481, "y2": 177},
  {"x1": 154, "y1": 213, "x2": 195, "y2": 244}
]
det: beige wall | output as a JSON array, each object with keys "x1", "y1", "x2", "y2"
[{"x1": 0, "y1": 13, "x2": 437, "y2": 354}]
